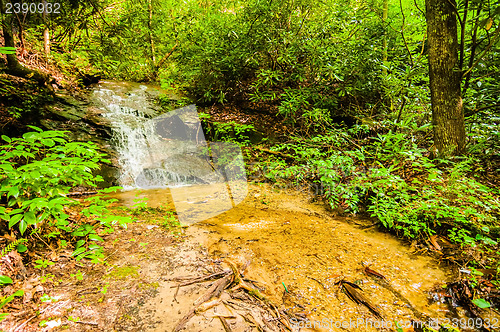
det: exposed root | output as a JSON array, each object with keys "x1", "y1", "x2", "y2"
[{"x1": 171, "y1": 260, "x2": 292, "y2": 332}]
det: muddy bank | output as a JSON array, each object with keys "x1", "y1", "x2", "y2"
[{"x1": 112, "y1": 184, "x2": 468, "y2": 331}]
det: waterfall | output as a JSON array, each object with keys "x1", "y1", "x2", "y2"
[{"x1": 91, "y1": 81, "x2": 248, "y2": 224}]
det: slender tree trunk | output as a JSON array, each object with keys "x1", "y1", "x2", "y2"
[
  {"x1": 147, "y1": 0, "x2": 156, "y2": 66},
  {"x1": 425, "y1": 0, "x2": 465, "y2": 157},
  {"x1": 382, "y1": 0, "x2": 388, "y2": 75},
  {"x1": 43, "y1": 0, "x2": 50, "y2": 56}
]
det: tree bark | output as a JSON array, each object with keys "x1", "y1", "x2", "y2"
[
  {"x1": 43, "y1": 0, "x2": 51, "y2": 56},
  {"x1": 425, "y1": 0, "x2": 465, "y2": 157}
]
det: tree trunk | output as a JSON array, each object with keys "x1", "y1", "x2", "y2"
[
  {"x1": 43, "y1": 27, "x2": 50, "y2": 55},
  {"x1": 425, "y1": 0, "x2": 465, "y2": 157},
  {"x1": 147, "y1": 0, "x2": 156, "y2": 66},
  {"x1": 43, "y1": 0, "x2": 50, "y2": 56},
  {"x1": 382, "y1": 0, "x2": 388, "y2": 75},
  {"x1": 1, "y1": 0, "x2": 50, "y2": 85}
]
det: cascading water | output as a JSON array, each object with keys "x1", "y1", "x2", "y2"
[
  {"x1": 91, "y1": 81, "x2": 248, "y2": 224},
  {"x1": 92, "y1": 81, "x2": 205, "y2": 189}
]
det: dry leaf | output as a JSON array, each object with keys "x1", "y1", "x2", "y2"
[
  {"x1": 341, "y1": 281, "x2": 382, "y2": 318},
  {"x1": 364, "y1": 266, "x2": 386, "y2": 280}
]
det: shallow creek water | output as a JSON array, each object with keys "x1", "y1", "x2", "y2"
[{"x1": 112, "y1": 184, "x2": 455, "y2": 331}]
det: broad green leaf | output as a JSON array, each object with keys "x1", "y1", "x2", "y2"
[
  {"x1": 8, "y1": 214, "x2": 23, "y2": 228},
  {"x1": 71, "y1": 247, "x2": 86, "y2": 257},
  {"x1": 24, "y1": 211, "x2": 36, "y2": 225},
  {"x1": 41, "y1": 139, "x2": 55, "y2": 147},
  {"x1": 7, "y1": 187, "x2": 19, "y2": 199},
  {"x1": 89, "y1": 234, "x2": 103, "y2": 242},
  {"x1": 19, "y1": 219, "x2": 28, "y2": 234},
  {"x1": 1, "y1": 135, "x2": 11, "y2": 143},
  {"x1": 472, "y1": 298, "x2": 491, "y2": 308},
  {"x1": 88, "y1": 244, "x2": 101, "y2": 250},
  {"x1": 16, "y1": 244, "x2": 27, "y2": 253},
  {"x1": 0, "y1": 276, "x2": 13, "y2": 285}
]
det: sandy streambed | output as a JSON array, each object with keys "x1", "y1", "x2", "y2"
[{"x1": 115, "y1": 184, "x2": 456, "y2": 331}]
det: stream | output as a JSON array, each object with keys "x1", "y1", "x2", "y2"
[{"x1": 90, "y1": 81, "x2": 466, "y2": 331}]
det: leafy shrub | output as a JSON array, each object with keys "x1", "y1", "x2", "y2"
[
  {"x1": 206, "y1": 120, "x2": 255, "y2": 146},
  {"x1": 0, "y1": 127, "x2": 131, "y2": 262}
]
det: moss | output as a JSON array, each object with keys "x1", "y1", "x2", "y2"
[
  {"x1": 104, "y1": 265, "x2": 140, "y2": 280},
  {"x1": 138, "y1": 281, "x2": 160, "y2": 290}
]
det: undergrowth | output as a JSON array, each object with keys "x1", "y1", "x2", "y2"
[
  {"x1": 253, "y1": 121, "x2": 500, "y2": 248},
  {"x1": 0, "y1": 127, "x2": 132, "y2": 263}
]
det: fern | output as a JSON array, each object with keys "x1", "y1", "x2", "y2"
[{"x1": 1, "y1": 239, "x2": 27, "y2": 257}]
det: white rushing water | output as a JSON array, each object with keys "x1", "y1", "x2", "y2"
[{"x1": 91, "y1": 81, "x2": 248, "y2": 224}]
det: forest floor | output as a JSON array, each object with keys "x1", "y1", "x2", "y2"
[
  {"x1": 0, "y1": 187, "x2": 300, "y2": 332},
  {"x1": 3, "y1": 184, "x2": 497, "y2": 332}
]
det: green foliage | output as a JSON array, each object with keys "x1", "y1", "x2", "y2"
[
  {"x1": 34, "y1": 259, "x2": 55, "y2": 269},
  {"x1": 259, "y1": 123, "x2": 500, "y2": 244},
  {"x1": 0, "y1": 276, "x2": 12, "y2": 286},
  {"x1": 0, "y1": 77, "x2": 54, "y2": 119},
  {"x1": 0, "y1": 290, "x2": 24, "y2": 322},
  {"x1": 0, "y1": 47, "x2": 16, "y2": 54},
  {"x1": 472, "y1": 298, "x2": 491, "y2": 309},
  {"x1": 210, "y1": 121, "x2": 255, "y2": 146},
  {"x1": 0, "y1": 238, "x2": 28, "y2": 256},
  {"x1": 0, "y1": 128, "x2": 131, "y2": 263}
]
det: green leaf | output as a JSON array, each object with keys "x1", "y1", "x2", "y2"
[
  {"x1": 16, "y1": 244, "x2": 27, "y2": 253},
  {"x1": 26, "y1": 125, "x2": 42, "y2": 132},
  {"x1": 7, "y1": 187, "x2": 19, "y2": 199},
  {"x1": 472, "y1": 298, "x2": 491, "y2": 308},
  {"x1": 41, "y1": 139, "x2": 55, "y2": 147},
  {"x1": 71, "y1": 247, "x2": 86, "y2": 257},
  {"x1": 22, "y1": 132, "x2": 38, "y2": 140},
  {"x1": 0, "y1": 276, "x2": 13, "y2": 285},
  {"x1": 19, "y1": 219, "x2": 27, "y2": 235},
  {"x1": 0, "y1": 289, "x2": 23, "y2": 308},
  {"x1": 1, "y1": 135, "x2": 11, "y2": 143},
  {"x1": 8, "y1": 214, "x2": 22, "y2": 228},
  {"x1": 89, "y1": 234, "x2": 103, "y2": 242},
  {"x1": 24, "y1": 211, "x2": 36, "y2": 225}
]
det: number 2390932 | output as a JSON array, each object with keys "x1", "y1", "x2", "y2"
[{"x1": 5, "y1": 2, "x2": 60, "y2": 14}]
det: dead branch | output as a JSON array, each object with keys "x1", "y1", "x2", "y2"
[
  {"x1": 75, "y1": 321, "x2": 99, "y2": 326},
  {"x1": 226, "y1": 260, "x2": 266, "y2": 301}
]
